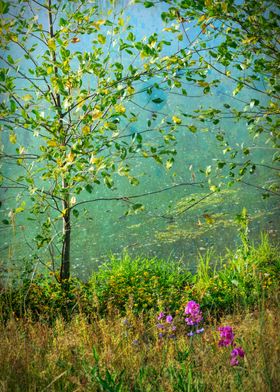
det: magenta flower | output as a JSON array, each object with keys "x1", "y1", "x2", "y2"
[
  {"x1": 231, "y1": 347, "x2": 245, "y2": 358},
  {"x1": 166, "y1": 315, "x2": 173, "y2": 323},
  {"x1": 230, "y1": 346, "x2": 245, "y2": 366},
  {"x1": 156, "y1": 311, "x2": 176, "y2": 340},
  {"x1": 185, "y1": 300, "x2": 203, "y2": 326},
  {"x1": 218, "y1": 326, "x2": 235, "y2": 347},
  {"x1": 158, "y1": 312, "x2": 165, "y2": 320}
]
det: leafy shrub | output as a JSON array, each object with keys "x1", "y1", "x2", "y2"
[
  {"x1": 89, "y1": 254, "x2": 192, "y2": 314},
  {"x1": 1, "y1": 235, "x2": 279, "y2": 321}
]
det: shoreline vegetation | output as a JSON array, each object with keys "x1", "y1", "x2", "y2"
[{"x1": 0, "y1": 233, "x2": 279, "y2": 391}]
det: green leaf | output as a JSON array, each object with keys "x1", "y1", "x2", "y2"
[
  {"x1": 10, "y1": 100, "x2": 16, "y2": 113},
  {"x1": 188, "y1": 125, "x2": 197, "y2": 133},
  {"x1": 130, "y1": 177, "x2": 139, "y2": 186},
  {"x1": 9, "y1": 133, "x2": 17, "y2": 144},
  {"x1": 127, "y1": 32, "x2": 135, "y2": 41},
  {"x1": 172, "y1": 115, "x2": 182, "y2": 125},
  {"x1": 22, "y1": 94, "x2": 33, "y2": 101},
  {"x1": 0, "y1": 1, "x2": 9, "y2": 14},
  {"x1": 104, "y1": 176, "x2": 113, "y2": 188},
  {"x1": 217, "y1": 161, "x2": 226, "y2": 169},
  {"x1": 59, "y1": 18, "x2": 67, "y2": 26},
  {"x1": 7, "y1": 55, "x2": 14, "y2": 64},
  {"x1": 216, "y1": 133, "x2": 224, "y2": 141},
  {"x1": 144, "y1": 1, "x2": 154, "y2": 8},
  {"x1": 85, "y1": 184, "x2": 93, "y2": 193},
  {"x1": 72, "y1": 209, "x2": 79, "y2": 218},
  {"x1": 47, "y1": 38, "x2": 56, "y2": 51},
  {"x1": 152, "y1": 98, "x2": 164, "y2": 104},
  {"x1": 165, "y1": 158, "x2": 174, "y2": 170},
  {"x1": 97, "y1": 34, "x2": 106, "y2": 44},
  {"x1": 132, "y1": 203, "x2": 144, "y2": 212}
]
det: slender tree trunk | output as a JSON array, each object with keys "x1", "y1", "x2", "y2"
[
  {"x1": 48, "y1": 0, "x2": 71, "y2": 282},
  {"x1": 60, "y1": 184, "x2": 71, "y2": 281}
]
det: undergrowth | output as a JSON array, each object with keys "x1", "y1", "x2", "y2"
[
  {"x1": 0, "y1": 234, "x2": 279, "y2": 391},
  {"x1": 1, "y1": 234, "x2": 279, "y2": 322}
]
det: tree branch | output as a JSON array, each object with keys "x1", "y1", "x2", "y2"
[{"x1": 71, "y1": 181, "x2": 205, "y2": 210}]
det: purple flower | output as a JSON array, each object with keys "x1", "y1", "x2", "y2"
[
  {"x1": 231, "y1": 347, "x2": 245, "y2": 358},
  {"x1": 185, "y1": 300, "x2": 198, "y2": 314},
  {"x1": 196, "y1": 328, "x2": 204, "y2": 334},
  {"x1": 171, "y1": 325, "x2": 177, "y2": 331},
  {"x1": 156, "y1": 323, "x2": 164, "y2": 329},
  {"x1": 230, "y1": 346, "x2": 245, "y2": 366},
  {"x1": 187, "y1": 331, "x2": 194, "y2": 337},
  {"x1": 166, "y1": 315, "x2": 173, "y2": 323},
  {"x1": 230, "y1": 357, "x2": 239, "y2": 366},
  {"x1": 132, "y1": 339, "x2": 139, "y2": 345},
  {"x1": 184, "y1": 300, "x2": 203, "y2": 326},
  {"x1": 218, "y1": 326, "x2": 235, "y2": 347},
  {"x1": 158, "y1": 312, "x2": 165, "y2": 320},
  {"x1": 158, "y1": 332, "x2": 164, "y2": 338},
  {"x1": 122, "y1": 318, "x2": 129, "y2": 326}
]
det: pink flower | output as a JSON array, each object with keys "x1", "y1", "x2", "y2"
[
  {"x1": 218, "y1": 326, "x2": 235, "y2": 347},
  {"x1": 230, "y1": 346, "x2": 245, "y2": 366},
  {"x1": 185, "y1": 300, "x2": 203, "y2": 326},
  {"x1": 166, "y1": 315, "x2": 173, "y2": 323},
  {"x1": 157, "y1": 312, "x2": 165, "y2": 320},
  {"x1": 231, "y1": 347, "x2": 245, "y2": 358}
]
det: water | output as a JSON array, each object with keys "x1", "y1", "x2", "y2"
[{"x1": 0, "y1": 1, "x2": 279, "y2": 279}]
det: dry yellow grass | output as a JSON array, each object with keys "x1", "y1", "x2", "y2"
[{"x1": 0, "y1": 301, "x2": 279, "y2": 392}]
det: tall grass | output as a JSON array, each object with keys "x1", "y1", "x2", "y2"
[
  {"x1": 0, "y1": 298, "x2": 279, "y2": 391},
  {"x1": 0, "y1": 234, "x2": 279, "y2": 391}
]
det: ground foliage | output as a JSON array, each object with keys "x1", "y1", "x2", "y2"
[
  {"x1": 1, "y1": 234, "x2": 279, "y2": 323},
  {"x1": 0, "y1": 237, "x2": 279, "y2": 391}
]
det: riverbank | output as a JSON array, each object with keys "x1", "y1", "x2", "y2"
[{"x1": 0, "y1": 234, "x2": 279, "y2": 391}]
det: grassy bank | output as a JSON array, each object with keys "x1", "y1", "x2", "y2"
[{"x1": 0, "y1": 234, "x2": 279, "y2": 391}]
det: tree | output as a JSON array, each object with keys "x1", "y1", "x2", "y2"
[
  {"x1": 1, "y1": 0, "x2": 279, "y2": 283},
  {"x1": 138, "y1": 0, "x2": 279, "y2": 196},
  {"x1": 1, "y1": 0, "x2": 202, "y2": 282}
]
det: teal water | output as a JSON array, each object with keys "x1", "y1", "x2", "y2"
[{"x1": 0, "y1": 1, "x2": 279, "y2": 279}]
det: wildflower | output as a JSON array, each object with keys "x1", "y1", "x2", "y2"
[
  {"x1": 187, "y1": 331, "x2": 194, "y2": 337},
  {"x1": 185, "y1": 300, "x2": 203, "y2": 326},
  {"x1": 132, "y1": 339, "x2": 139, "y2": 346},
  {"x1": 156, "y1": 312, "x2": 176, "y2": 340},
  {"x1": 196, "y1": 328, "x2": 204, "y2": 334},
  {"x1": 122, "y1": 318, "x2": 129, "y2": 326},
  {"x1": 157, "y1": 312, "x2": 165, "y2": 320},
  {"x1": 166, "y1": 315, "x2": 173, "y2": 323},
  {"x1": 230, "y1": 346, "x2": 245, "y2": 366},
  {"x1": 218, "y1": 326, "x2": 234, "y2": 347}
]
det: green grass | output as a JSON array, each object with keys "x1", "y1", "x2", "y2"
[
  {"x1": 0, "y1": 234, "x2": 279, "y2": 391},
  {"x1": 1, "y1": 234, "x2": 279, "y2": 322}
]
